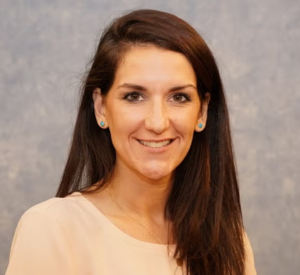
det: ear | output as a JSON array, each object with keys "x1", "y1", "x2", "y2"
[
  {"x1": 195, "y1": 93, "x2": 210, "y2": 132},
  {"x1": 93, "y1": 88, "x2": 109, "y2": 129}
]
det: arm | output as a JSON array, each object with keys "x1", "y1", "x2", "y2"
[
  {"x1": 244, "y1": 232, "x2": 257, "y2": 275},
  {"x1": 5, "y1": 207, "x2": 74, "y2": 275}
]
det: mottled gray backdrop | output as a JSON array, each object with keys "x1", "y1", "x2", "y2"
[{"x1": 0, "y1": 0, "x2": 299, "y2": 274}]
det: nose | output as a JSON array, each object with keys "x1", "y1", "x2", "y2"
[{"x1": 144, "y1": 98, "x2": 170, "y2": 134}]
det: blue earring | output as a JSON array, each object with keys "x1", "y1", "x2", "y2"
[
  {"x1": 100, "y1": 121, "x2": 105, "y2": 127},
  {"x1": 198, "y1": 123, "x2": 203, "y2": 128}
]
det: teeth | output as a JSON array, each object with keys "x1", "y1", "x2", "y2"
[{"x1": 139, "y1": 140, "x2": 172, "y2": 148}]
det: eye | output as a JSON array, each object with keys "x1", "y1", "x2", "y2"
[
  {"x1": 171, "y1": 93, "x2": 191, "y2": 103},
  {"x1": 123, "y1": 92, "x2": 144, "y2": 102}
]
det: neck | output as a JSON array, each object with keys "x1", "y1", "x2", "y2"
[{"x1": 110, "y1": 161, "x2": 173, "y2": 225}]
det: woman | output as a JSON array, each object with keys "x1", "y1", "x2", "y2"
[{"x1": 6, "y1": 9, "x2": 256, "y2": 275}]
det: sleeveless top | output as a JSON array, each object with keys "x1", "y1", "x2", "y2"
[{"x1": 5, "y1": 192, "x2": 185, "y2": 275}]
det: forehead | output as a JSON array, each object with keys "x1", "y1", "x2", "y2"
[{"x1": 113, "y1": 45, "x2": 196, "y2": 87}]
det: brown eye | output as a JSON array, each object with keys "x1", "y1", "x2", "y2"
[
  {"x1": 131, "y1": 93, "x2": 140, "y2": 100},
  {"x1": 174, "y1": 94, "x2": 181, "y2": 101},
  {"x1": 123, "y1": 92, "x2": 144, "y2": 102},
  {"x1": 171, "y1": 93, "x2": 190, "y2": 102}
]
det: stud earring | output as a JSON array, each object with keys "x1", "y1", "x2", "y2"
[
  {"x1": 100, "y1": 121, "x2": 105, "y2": 127},
  {"x1": 198, "y1": 123, "x2": 203, "y2": 128}
]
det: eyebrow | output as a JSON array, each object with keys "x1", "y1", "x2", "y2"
[{"x1": 117, "y1": 83, "x2": 197, "y2": 91}]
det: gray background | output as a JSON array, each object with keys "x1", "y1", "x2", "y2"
[{"x1": 0, "y1": 0, "x2": 299, "y2": 274}]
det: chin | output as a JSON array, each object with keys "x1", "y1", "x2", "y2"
[
  {"x1": 139, "y1": 165, "x2": 174, "y2": 181},
  {"x1": 145, "y1": 173, "x2": 169, "y2": 181}
]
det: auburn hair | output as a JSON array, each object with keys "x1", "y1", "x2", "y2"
[{"x1": 56, "y1": 9, "x2": 245, "y2": 275}]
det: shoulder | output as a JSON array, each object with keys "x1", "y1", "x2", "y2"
[
  {"x1": 6, "y1": 194, "x2": 86, "y2": 274},
  {"x1": 243, "y1": 231, "x2": 257, "y2": 275},
  {"x1": 17, "y1": 192, "x2": 90, "y2": 232},
  {"x1": 23, "y1": 192, "x2": 84, "y2": 214},
  {"x1": 8, "y1": 193, "x2": 91, "y2": 259}
]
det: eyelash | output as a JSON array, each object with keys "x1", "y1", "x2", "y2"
[
  {"x1": 123, "y1": 92, "x2": 144, "y2": 102},
  {"x1": 171, "y1": 93, "x2": 191, "y2": 102},
  {"x1": 123, "y1": 92, "x2": 191, "y2": 103}
]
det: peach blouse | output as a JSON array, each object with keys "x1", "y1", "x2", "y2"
[{"x1": 5, "y1": 192, "x2": 184, "y2": 275}]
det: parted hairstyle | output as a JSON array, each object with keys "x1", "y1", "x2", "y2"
[{"x1": 56, "y1": 9, "x2": 245, "y2": 275}]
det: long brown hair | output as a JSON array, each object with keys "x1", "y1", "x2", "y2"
[{"x1": 56, "y1": 9, "x2": 245, "y2": 275}]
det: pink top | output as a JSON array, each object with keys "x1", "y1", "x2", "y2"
[{"x1": 5, "y1": 192, "x2": 184, "y2": 275}]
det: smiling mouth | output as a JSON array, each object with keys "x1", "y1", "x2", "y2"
[{"x1": 137, "y1": 139, "x2": 173, "y2": 148}]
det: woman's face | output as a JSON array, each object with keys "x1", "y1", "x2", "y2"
[{"x1": 93, "y1": 45, "x2": 209, "y2": 181}]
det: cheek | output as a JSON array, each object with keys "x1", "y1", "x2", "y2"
[
  {"x1": 172, "y1": 109, "x2": 198, "y2": 135},
  {"x1": 106, "y1": 106, "x2": 143, "y2": 142}
]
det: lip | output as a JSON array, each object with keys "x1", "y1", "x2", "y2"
[
  {"x1": 137, "y1": 138, "x2": 174, "y2": 142},
  {"x1": 136, "y1": 138, "x2": 175, "y2": 152}
]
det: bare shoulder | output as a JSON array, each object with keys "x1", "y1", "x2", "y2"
[{"x1": 243, "y1": 231, "x2": 257, "y2": 275}]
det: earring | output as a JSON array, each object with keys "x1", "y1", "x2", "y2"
[
  {"x1": 198, "y1": 123, "x2": 203, "y2": 128},
  {"x1": 100, "y1": 121, "x2": 105, "y2": 127}
]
